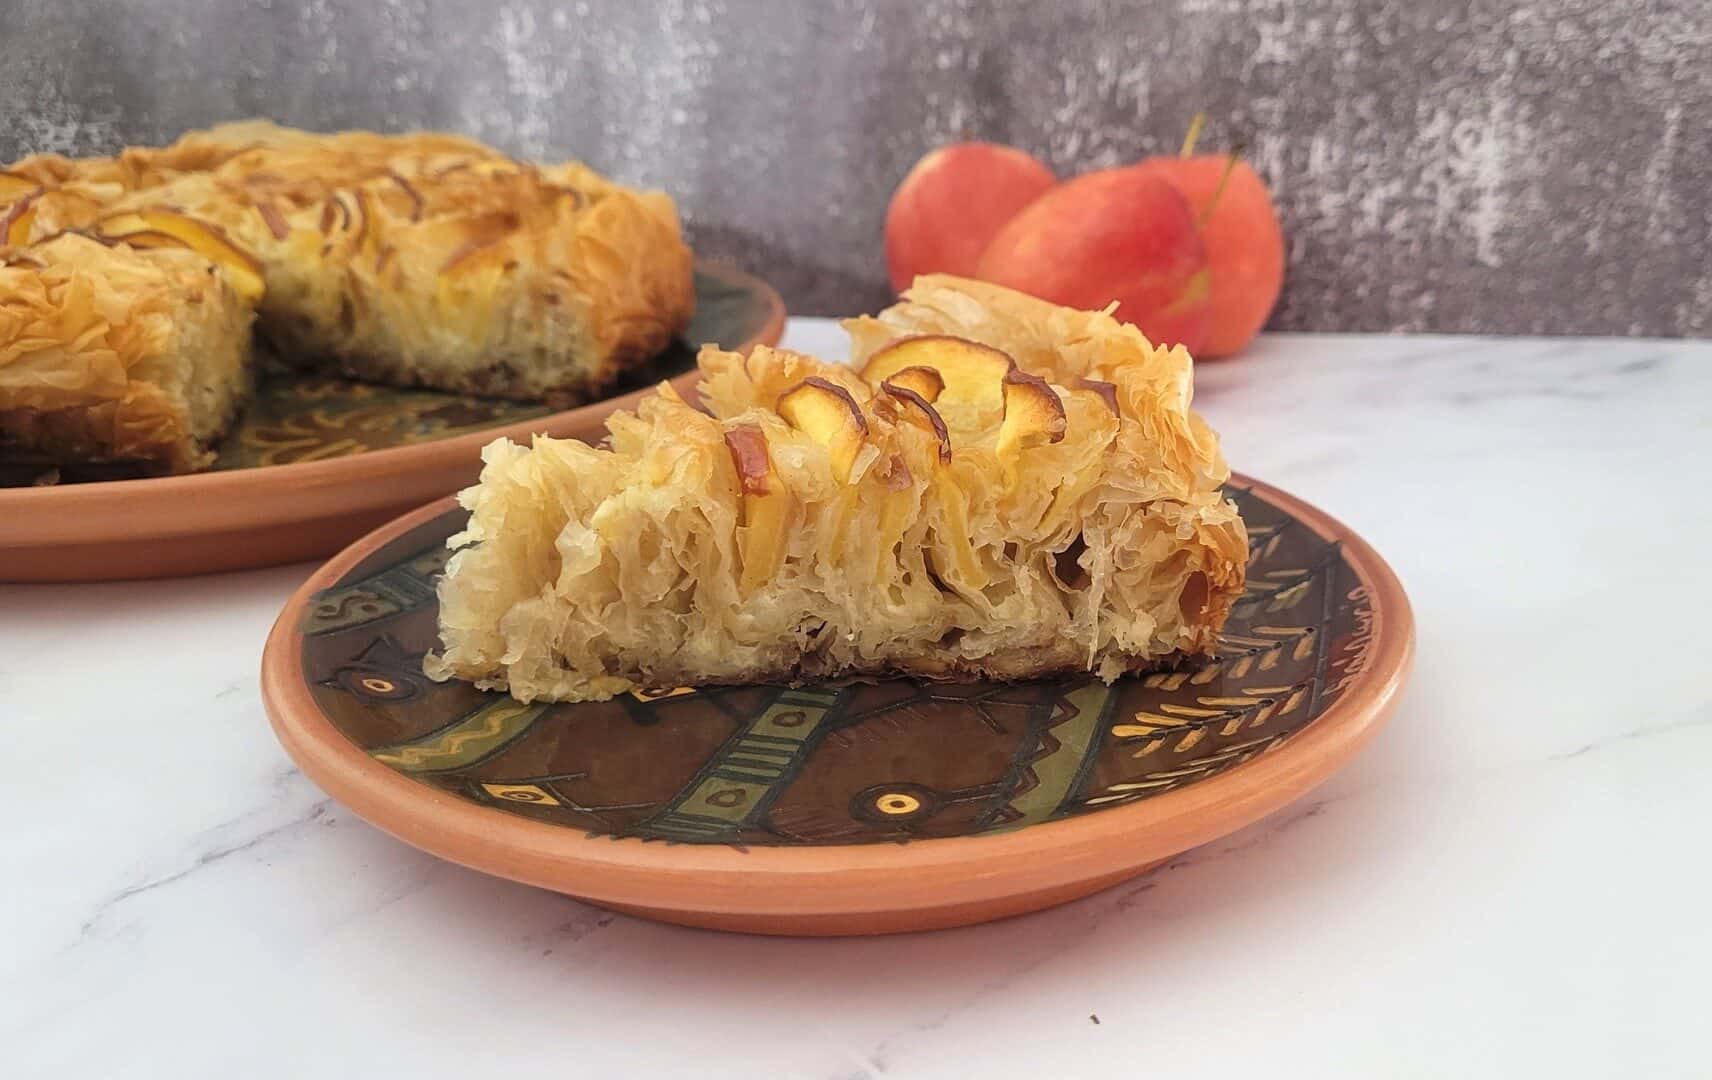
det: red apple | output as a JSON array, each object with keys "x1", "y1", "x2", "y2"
[
  {"x1": 1137, "y1": 155, "x2": 1284, "y2": 357},
  {"x1": 885, "y1": 143, "x2": 1056, "y2": 292},
  {"x1": 975, "y1": 168, "x2": 1212, "y2": 353}
]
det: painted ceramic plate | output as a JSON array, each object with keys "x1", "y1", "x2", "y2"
[
  {"x1": 0, "y1": 262, "x2": 784, "y2": 582},
  {"x1": 263, "y1": 476, "x2": 1413, "y2": 936}
]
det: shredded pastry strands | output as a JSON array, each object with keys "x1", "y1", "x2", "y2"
[{"x1": 428, "y1": 275, "x2": 1247, "y2": 703}]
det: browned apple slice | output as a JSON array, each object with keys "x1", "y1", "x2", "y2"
[
  {"x1": 880, "y1": 382, "x2": 952, "y2": 463},
  {"x1": 996, "y1": 368, "x2": 1067, "y2": 456},
  {"x1": 777, "y1": 377, "x2": 870, "y2": 482},
  {"x1": 348, "y1": 190, "x2": 375, "y2": 255},
  {"x1": 1077, "y1": 378, "x2": 1120, "y2": 416},
  {"x1": 385, "y1": 169, "x2": 425, "y2": 222},
  {"x1": 254, "y1": 200, "x2": 290, "y2": 241},
  {"x1": 95, "y1": 210, "x2": 266, "y2": 301},
  {"x1": 317, "y1": 196, "x2": 346, "y2": 236},
  {"x1": 860, "y1": 335, "x2": 1015, "y2": 414},
  {"x1": 723, "y1": 424, "x2": 775, "y2": 496},
  {"x1": 880, "y1": 365, "x2": 944, "y2": 403},
  {"x1": 342, "y1": 192, "x2": 366, "y2": 249},
  {"x1": 723, "y1": 424, "x2": 793, "y2": 589},
  {"x1": 312, "y1": 190, "x2": 372, "y2": 252},
  {"x1": 2, "y1": 191, "x2": 40, "y2": 246}
]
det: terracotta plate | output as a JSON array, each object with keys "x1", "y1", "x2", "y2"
[
  {"x1": 0, "y1": 261, "x2": 784, "y2": 582},
  {"x1": 262, "y1": 477, "x2": 1414, "y2": 936}
]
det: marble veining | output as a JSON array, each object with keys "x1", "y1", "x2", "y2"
[
  {"x1": 2, "y1": 324, "x2": 1709, "y2": 1078},
  {"x1": 73, "y1": 786, "x2": 332, "y2": 946}
]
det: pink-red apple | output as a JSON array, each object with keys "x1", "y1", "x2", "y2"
[
  {"x1": 975, "y1": 169, "x2": 1212, "y2": 353},
  {"x1": 885, "y1": 143, "x2": 1056, "y2": 292},
  {"x1": 1136, "y1": 155, "x2": 1284, "y2": 357}
]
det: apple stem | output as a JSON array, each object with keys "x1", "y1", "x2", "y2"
[
  {"x1": 1197, "y1": 139, "x2": 1247, "y2": 226},
  {"x1": 1179, "y1": 112, "x2": 1208, "y2": 157}
]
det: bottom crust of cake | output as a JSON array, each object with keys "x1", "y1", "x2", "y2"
[
  {"x1": 437, "y1": 645, "x2": 1208, "y2": 705},
  {"x1": 0, "y1": 378, "x2": 251, "y2": 484},
  {"x1": 654, "y1": 648, "x2": 1200, "y2": 693}
]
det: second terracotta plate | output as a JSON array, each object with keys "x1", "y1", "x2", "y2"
[
  {"x1": 262, "y1": 477, "x2": 1414, "y2": 936},
  {"x1": 0, "y1": 261, "x2": 783, "y2": 582}
]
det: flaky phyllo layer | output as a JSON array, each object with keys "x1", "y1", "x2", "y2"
[
  {"x1": 6, "y1": 122, "x2": 693, "y2": 400},
  {"x1": 427, "y1": 275, "x2": 1247, "y2": 703},
  {"x1": 3, "y1": 120, "x2": 694, "y2": 474},
  {"x1": 0, "y1": 234, "x2": 255, "y2": 471}
]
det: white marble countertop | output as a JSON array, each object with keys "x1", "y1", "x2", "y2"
[{"x1": 4, "y1": 323, "x2": 1709, "y2": 1078}]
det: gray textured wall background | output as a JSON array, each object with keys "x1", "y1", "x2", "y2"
[{"x1": 2, "y1": 0, "x2": 1708, "y2": 335}]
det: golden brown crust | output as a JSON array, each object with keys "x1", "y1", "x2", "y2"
[
  {"x1": 104, "y1": 123, "x2": 696, "y2": 401},
  {"x1": 428, "y1": 276, "x2": 1247, "y2": 703},
  {"x1": 0, "y1": 121, "x2": 696, "y2": 471},
  {"x1": 844, "y1": 274, "x2": 1232, "y2": 498},
  {"x1": 0, "y1": 235, "x2": 255, "y2": 472},
  {"x1": 552, "y1": 187, "x2": 697, "y2": 397}
]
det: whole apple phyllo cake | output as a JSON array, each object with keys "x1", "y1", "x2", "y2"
[
  {"x1": 0, "y1": 121, "x2": 694, "y2": 476},
  {"x1": 427, "y1": 275, "x2": 1247, "y2": 701}
]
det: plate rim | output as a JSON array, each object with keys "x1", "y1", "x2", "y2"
[
  {"x1": 0, "y1": 259, "x2": 784, "y2": 543},
  {"x1": 261, "y1": 473, "x2": 1415, "y2": 919}
]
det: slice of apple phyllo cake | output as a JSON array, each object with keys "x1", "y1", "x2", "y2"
[{"x1": 427, "y1": 275, "x2": 1247, "y2": 702}]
